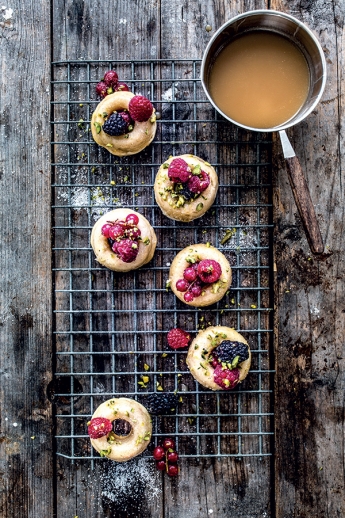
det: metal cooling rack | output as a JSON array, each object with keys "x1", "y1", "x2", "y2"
[{"x1": 51, "y1": 59, "x2": 274, "y2": 461}]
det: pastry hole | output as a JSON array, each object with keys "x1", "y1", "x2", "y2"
[{"x1": 113, "y1": 419, "x2": 132, "y2": 436}]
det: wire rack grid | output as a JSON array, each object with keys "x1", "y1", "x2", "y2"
[{"x1": 51, "y1": 59, "x2": 274, "y2": 462}]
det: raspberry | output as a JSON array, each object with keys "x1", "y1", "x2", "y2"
[
  {"x1": 128, "y1": 95, "x2": 153, "y2": 122},
  {"x1": 103, "y1": 113, "x2": 128, "y2": 136},
  {"x1": 187, "y1": 170, "x2": 210, "y2": 194},
  {"x1": 167, "y1": 328, "x2": 191, "y2": 349},
  {"x1": 115, "y1": 82, "x2": 130, "y2": 92},
  {"x1": 126, "y1": 226, "x2": 141, "y2": 240},
  {"x1": 213, "y1": 364, "x2": 240, "y2": 390},
  {"x1": 103, "y1": 70, "x2": 119, "y2": 88},
  {"x1": 213, "y1": 341, "x2": 249, "y2": 365},
  {"x1": 96, "y1": 81, "x2": 108, "y2": 98},
  {"x1": 168, "y1": 158, "x2": 192, "y2": 184},
  {"x1": 197, "y1": 259, "x2": 222, "y2": 284},
  {"x1": 114, "y1": 238, "x2": 139, "y2": 263},
  {"x1": 87, "y1": 417, "x2": 112, "y2": 439}
]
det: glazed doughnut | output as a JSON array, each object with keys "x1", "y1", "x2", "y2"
[
  {"x1": 91, "y1": 208, "x2": 157, "y2": 272},
  {"x1": 91, "y1": 91, "x2": 156, "y2": 156},
  {"x1": 154, "y1": 154, "x2": 218, "y2": 222},
  {"x1": 186, "y1": 326, "x2": 251, "y2": 390},
  {"x1": 90, "y1": 398, "x2": 152, "y2": 462},
  {"x1": 168, "y1": 244, "x2": 232, "y2": 307}
]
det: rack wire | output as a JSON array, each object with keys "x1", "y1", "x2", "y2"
[{"x1": 51, "y1": 59, "x2": 274, "y2": 461}]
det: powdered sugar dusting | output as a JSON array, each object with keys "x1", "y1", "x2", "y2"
[{"x1": 100, "y1": 458, "x2": 161, "y2": 511}]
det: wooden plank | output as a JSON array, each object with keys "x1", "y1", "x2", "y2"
[
  {"x1": 159, "y1": 2, "x2": 273, "y2": 517},
  {"x1": 52, "y1": 1, "x2": 163, "y2": 517},
  {"x1": 0, "y1": 1, "x2": 53, "y2": 517},
  {"x1": 270, "y1": 1, "x2": 345, "y2": 516}
]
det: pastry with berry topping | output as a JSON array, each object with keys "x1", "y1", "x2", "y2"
[
  {"x1": 88, "y1": 397, "x2": 152, "y2": 461},
  {"x1": 91, "y1": 91, "x2": 157, "y2": 156},
  {"x1": 154, "y1": 155, "x2": 218, "y2": 222},
  {"x1": 186, "y1": 326, "x2": 251, "y2": 390},
  {"x1": 168, "y1": 244, "x2": 232, "y2": 307},
  {"x1": 91, "y1": 208, "x2": 157, "y2": 272}
]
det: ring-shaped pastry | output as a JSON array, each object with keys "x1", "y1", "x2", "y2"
[
  {"x1": 90, "y1": 397, "x2": 152, "y2": 462},
  {"x1": 91, "y1": 208, "x2": 157, "y2": 272},
  {"x1": 91, "y1": 91, "x2": 157, "y2": 156},
  {"x1": 168, "y1": 244, "x2": 232, "y2": 307},
  {"x1": 186, "y1": 326, "x2": 251, "y2": 390},
  {"x1": 154, "y1": 154, "x2": 218, "y2": 222}
]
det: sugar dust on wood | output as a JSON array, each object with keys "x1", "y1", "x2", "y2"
[{"x1": 99, "y1": 457, "x2": 161, "y2": 512}]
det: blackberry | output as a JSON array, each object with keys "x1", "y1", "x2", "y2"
[
  {"x1": 178, "y1": 185, "x2": 194, "y2": 201},
  {"x1": 144, "y1": 393, "x2": 179, "y2": 415},
  {"x1": 103, "y1": 113, "x2": 128, "y2": 136},
  {"x1": 213, "y1": 340, "x2": 249, "y2": 364}
]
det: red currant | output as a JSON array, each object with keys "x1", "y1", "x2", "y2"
[
  {"x1": 103, "y1": 70, "x2": 119, "y2": 87},
  {"x1": 156, "y1": 460, "x2": 166, "y2": 471},
  {"x1": 108, "y1": 223, "x2": 125, "y2": 240},
  {"x1": 163, "y1": 438, "x2": 175, "y2": 451},
  {"x1": 167, "y1": 451, "x2": 178, "y2": 463},
  {"x1": 125, "y1": 213, "x2": 139, "y2": 226},
  {"x1": 167, "y1": 464, "x2": 179, "y2": 477},
  {"x1": 96, "y1": 81, "x2": 108, "y2": 98},
  {"x1": 184, "y1": 291, "x2": 194, "y2": 302},
  {"x1": 115, "y1": 82, "x2": 130, "y2": 92},
  {"x1": 176, "y1": 279, "x2": 189, "y2": 292},
  {"x1": 183, "y1": 267, "x2": 197, "y2": 282},
  {"x1": 153, "y1": 446, "x2": 165, "y2": 461},
  {"x1": 101, "y1": 223, "x2": 113, "y2": 238},
  {"x1": 191, "y1": 284, "x2": 202, "y2": 297}
]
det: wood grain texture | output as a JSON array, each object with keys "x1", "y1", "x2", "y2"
[
  {"x1": 0, "y1": 1, "x2": 53, "y2": 517},
  {"x1": 271, "y1": 1, "x2": 345, "y2": 516}
]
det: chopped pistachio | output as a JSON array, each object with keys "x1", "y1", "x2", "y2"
[
  {"x1": 100, "y1": 447, "x2": 112, "y2": 457},
  {"x1": 196, "y1": 202, "x2": 204, "y2": 212},
  {"x1": 93, "y1": 122, "x2": 102, "y2": 134}
]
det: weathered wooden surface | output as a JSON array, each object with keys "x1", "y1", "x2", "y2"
[
  {"x1": 0, "y1": 1, "x2": 53, "y2": 517},
  {"x1": 271, "y1": 0, "x2": 345, "y2": 517}
]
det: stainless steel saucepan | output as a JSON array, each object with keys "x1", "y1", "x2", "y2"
[{"x1": 201, "y1": 10, "x2": 327, "y2": 254}]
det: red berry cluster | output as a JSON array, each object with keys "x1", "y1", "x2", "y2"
[
  {"x1": 167, "y1": 328, "x2": 191, "y2": 349},
  {"x1": 167, "y1": 158, "x2": 210, "y2": 200},
  {"x1": 153, "y1": 438, "x2": 179, "y2": 477},
  {"x1": 101, "y1": 213, "x2": 142, "y2": 263},
  {"x1": 87, "y1": 417, "x2": 112, "y2": 439},
  {"x1": 96, "y1": 69, "x2": 130, "y2": 98},
  {"x1": 176, "y1": 259, "x2": 222, "y2": 303}
]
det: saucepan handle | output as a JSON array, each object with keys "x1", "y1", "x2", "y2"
[{"x1": 279, "y1": 130, "x2": 324, "y2": 254}]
